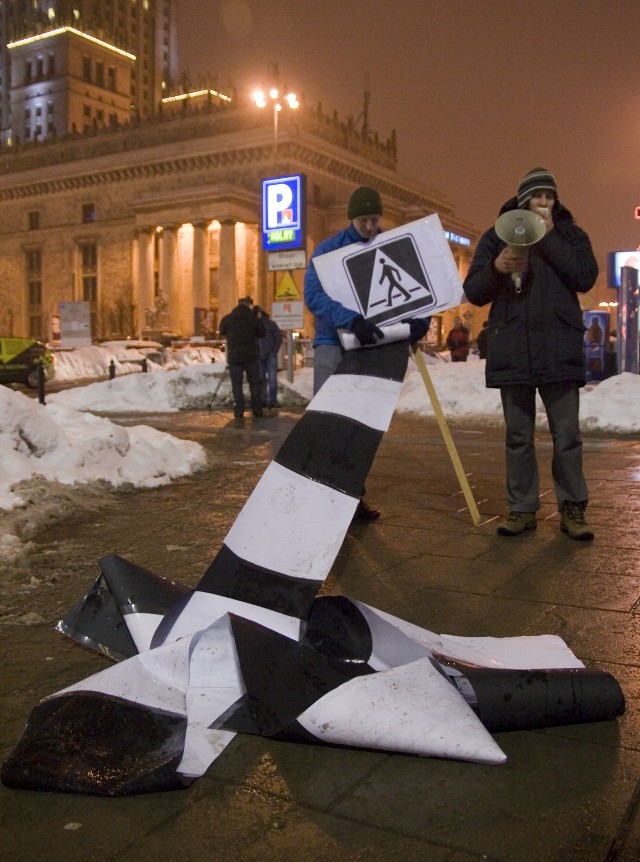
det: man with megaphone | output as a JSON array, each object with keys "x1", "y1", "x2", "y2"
[{"x1": 464, "y1": 168, "x2": 599, "y2": 541}]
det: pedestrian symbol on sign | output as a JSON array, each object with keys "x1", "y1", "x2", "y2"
[{"x1": 342, "y1": 235, "x2": 437, "y2": 325}]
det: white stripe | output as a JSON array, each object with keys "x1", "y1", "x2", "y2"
[
  {"x1": 355, "y1": 601, "x2": 584, "y2": 669},
  {"x1": 161, "y1": 588, "x2": 302, "y2": 642},
  {"x1": 225, "y1": 462, "x2": 357, "y2": 581},
  {"x1": 53, "y1": 637, "x2": 191, "y2": 714},
  {"x1": 307, "y1": 373, "x2": 402, "y2": 431},
  {"x1": 177, "y1": 617, "x2": 242, "y2": 778},
  {"x1": 124, "y1": 612, "x2": 163, "y2": 653},
  {"x1": 297, "y1": 657, "x2": 506, "y2": 764}
]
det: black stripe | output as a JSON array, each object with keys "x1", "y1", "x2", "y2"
[
  {"x1": 57, "y1": 572, "x2": 138, "y2": 661},
  {"x1": 197, "y1": 543, "x2": 321, "y2": 620},
  {"x1": 219, "y1": 614, "x2": 373, "y2": 737},
  {"x1": 0, "y1": 692, "x2": 189, "y2": 796},
  {"x1": 445, "y1": 664, "x2": 626, "y2": 732},
  {"x1": 100, "y1": 554, "x2": 190, "y2": 616},
  {"x1": 274, "y1": 412, "x2": 382, "y2": 496},
  {"x1": 334, "y1": 339, "x2": 410, "y2": 382},
  {"x1": 302, "y1": 596, "x2": 374, "y2": 665}
]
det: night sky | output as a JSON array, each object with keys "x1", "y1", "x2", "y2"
[{"x1": 177, "y1": 0, "x2": 640, "y2": 274}]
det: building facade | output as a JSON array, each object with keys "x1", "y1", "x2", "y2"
[
  {"x1": 1, "y1": 0, "x2": 177, "y2": 144},
  {"x1": 0, "y1": 100, "x2": 478, "y2": 344}
]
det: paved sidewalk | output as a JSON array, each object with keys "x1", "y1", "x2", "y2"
[{"x1": 1, "y1": 409, "x2": 639, "y2": 862}]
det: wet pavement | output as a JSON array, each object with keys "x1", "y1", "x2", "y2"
[{"x1": 1, "y1": 406, "x2": 640, "y2": 862}]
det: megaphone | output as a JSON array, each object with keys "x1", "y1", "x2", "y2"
[{"x1": 495, "y1": 209, "x2": 546, "y2": 292}]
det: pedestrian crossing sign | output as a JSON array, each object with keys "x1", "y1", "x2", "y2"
[
  {"x1": 313, "y1": 213, "x2": 464, "y2": 327},
  {"x1": 343, "y1": 235, "x2": 436, "y2": 324}
]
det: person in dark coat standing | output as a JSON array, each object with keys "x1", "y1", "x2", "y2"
[
  {"x1": 254, "y1": 306, "x2": 283, "y2": 408},
  {"x1": 463, "y1": 168, "x2": 598, "y2": 540},
  {"x1": 219, "y1": 296, "x2": 266, "y2": 419},
  {"x1": 475, "y1": 321, "x2": 489, "y2": 359},
  {"x1": 446, "y1": 316, "x2": 470, "y2": 361}
]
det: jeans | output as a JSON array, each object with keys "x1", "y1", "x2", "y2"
[
  {"x1": 313, "y1": 344, "x2": 343, "y2": 395},
  {"x1": 259, "y1": 353, "x2": 279, "y2": 405}
]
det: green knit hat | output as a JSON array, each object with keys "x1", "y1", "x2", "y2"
[{"x1": 347, "y1": 186, "x2": 383, "y2": 220}]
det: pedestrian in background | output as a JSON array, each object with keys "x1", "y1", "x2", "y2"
[
  {"x1": 219, "y1": 296, "x2": 266, "y2": 420},
  {"x1": 446, "y1": 315, "x2": 470, "y2": 361},
  {"x1": 464, "y1": 167, "x2": 598, "y2": 540},
  {"x1": 254, "y1": 306, "x2": 283, "y2": 409}
]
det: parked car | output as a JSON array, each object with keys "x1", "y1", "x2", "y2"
[{"x1": 0, "y1": 337, "x2": 55, "y2": 388}]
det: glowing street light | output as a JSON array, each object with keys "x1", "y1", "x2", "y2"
[{"x1": 252, "y1": 85, "x2": 299, "y2": 168}]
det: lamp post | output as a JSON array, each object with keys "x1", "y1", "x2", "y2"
[
  {"x1": 252, "y1": 79, "x2": 301, "y2": 384},
  {"x1": 252, "y1": 86, "x2": 299, "y2": 170}
]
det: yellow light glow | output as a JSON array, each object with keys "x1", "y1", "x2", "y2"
[
  {"x1": 161, "y1": 88, "x2": 232, "y2": 104},
  {"x1": 7, "y1": 27, "x2": 136, "y2": 60},
  {"x1": 269, "y1": 87, "x2": 279, "y2": 99}
]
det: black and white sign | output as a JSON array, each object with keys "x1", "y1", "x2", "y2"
[{"x1": 313, "y1": 214, "x2": 464, "y2": 327}]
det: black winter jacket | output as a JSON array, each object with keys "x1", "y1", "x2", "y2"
[
  {"x1": 219, "y1": 303, "x2": 266, "y2": 365},
  {"x1": 463, "y1": 197, "x2": 598, "y2": 389}
]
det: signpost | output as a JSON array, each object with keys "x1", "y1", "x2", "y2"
[
  {"x1": 261, "y1": 175, "x2": 306, "y2": 252},
  {"x1": 267, "y1": 249, "x2": 307, "y2": 271},
  {"x1": 272, "y1": 300, "x2": 304, "y2": 382}
]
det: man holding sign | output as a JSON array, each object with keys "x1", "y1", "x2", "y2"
[{"x1": 304, "y1": 186, "x2": 430, "y2": 520}]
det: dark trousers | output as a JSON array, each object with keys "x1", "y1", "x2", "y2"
[
  {"x1": 259, "y1": 353, "x2": 279, "y2": 405},
  {"x1": 500, "y1": 382, "x2": 588, "y2": 513},
  {"x1": 228, "y1": 360, "x2": 262, "y2": 417}
]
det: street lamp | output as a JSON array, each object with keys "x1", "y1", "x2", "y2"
[{"x1": 252, "y1": 86, "x2": 299, "y2": 169}]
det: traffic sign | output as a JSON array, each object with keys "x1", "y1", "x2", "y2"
[
  {"x1": 267, "y1": 249, "x2": 307, "y2": 271},
  {"x1": 275, "y1": 271, "x2": 301, "y2": 299},
  {"x1": 272, "y1": 300, "x2": 304, "y2": 329}
]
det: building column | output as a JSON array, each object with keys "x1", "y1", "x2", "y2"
[
  {"x1": 136, "y1": 227, "x2": 155, "y2": 335},
  {"x1": 160, "y1": 223, "x2": 179, "y2": 331},
  {"x1": 218, "y1": 219, "x2": 237, "y2": 319},
  {"x1": 192, "y1": 220, "x2": 210, "y2": 310}
]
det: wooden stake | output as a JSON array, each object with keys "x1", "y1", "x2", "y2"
[{"x1": 413, "y1": 348, "x2": 481, "y2": 527}]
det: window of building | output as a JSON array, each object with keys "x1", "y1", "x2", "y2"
[
  {"x1": 28, "y1": 211, "x2": 40, "y2": 230},
  {"x1": 82, "y1": 56, "x2": 91, "y2": 82},
  {"x1": 82, "y1": 203, "x2": 96, "y2": 223},
  {"x1": 48, "y1": 53, "x2": 55, "y2": 77},
  {"x1": 36, "y1": 57, "x2": 44, "y2": 79},
  {"x1": 80, "y1": 242, "x2": 99, "y2": 334},
  {"x1": 25, "y1": 60, "x2": 32, "y2": 83},
  {"x1": 83, "y1": 104, "x2": 91, "y2": 117},
  {"x1": 26, "y1": 249, "x2": 43, "y2": 338},
  {"x1": 107, "y1": 66, "x2": 116, "y2": 91},
  {"x1": 95, "y1": 62, "x2": 104, "y2": 87}
]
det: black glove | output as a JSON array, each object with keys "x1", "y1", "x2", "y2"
[
  {"x1": 350, "y1": 314, "x2": 384, "y2": 346},
  {"x1": 407, "y1": 317, "x2": 430, "y2": 344}
]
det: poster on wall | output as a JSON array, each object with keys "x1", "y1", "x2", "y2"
[
  {"x1": 59, "y1": 302, "x2": 91, "y2": 349},
  {"x1": 583, "y1": 310, "x2": 609, "y2": 381}
]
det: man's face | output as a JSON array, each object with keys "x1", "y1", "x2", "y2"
[
  {"x1": 352, "y1": 214, "x2": 381, "y2": 239},
  {"x1": 528, "y1": 190, "x2": 555, "y2": 215}
]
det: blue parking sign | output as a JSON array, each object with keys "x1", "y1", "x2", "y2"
[{"x1": 262, "y1": 174, "x2": 306, "y2": 251}]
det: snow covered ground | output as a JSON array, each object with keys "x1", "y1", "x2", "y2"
[{"x1": 1, "y1": 341, "x2": 639, "y2": 563}]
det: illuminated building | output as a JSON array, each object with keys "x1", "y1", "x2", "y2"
[
  {"x1": 0, "y1": 0, "x2": 177, "y2": 144},
  {"x1": 0, "y1": 3, "x2": 477, "y2": 342}
]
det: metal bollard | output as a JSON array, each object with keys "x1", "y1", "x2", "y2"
[
  {"x1": 37, "y1": 363, "x2": 46, "y2": 405},
  {"x1": 109, "y1": 359, "x2": 116, "y2": 380}
]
